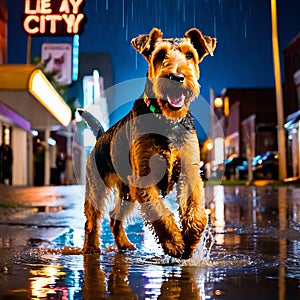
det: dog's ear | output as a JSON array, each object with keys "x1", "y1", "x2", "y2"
[
  {"x1": 184, "y1": 28, "x2": 216, "y2": 62},
  {"x1": 131, "y1": 28, "x2": 163, "y2": 61}
]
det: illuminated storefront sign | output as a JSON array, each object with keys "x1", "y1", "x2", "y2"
[
  {"x1": 41, "y1": 43, "x2": 72, "y2": 84},
  {"x1": 22, "y1": 0, "x2": 85, "y2": 35}
]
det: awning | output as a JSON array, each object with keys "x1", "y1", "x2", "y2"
[
  {"x1": 285, "y1": 110, "x2": 300, "y2": 130},
  {"x1": 0, "y1": 64, "x2": 72, "y2": 130}
]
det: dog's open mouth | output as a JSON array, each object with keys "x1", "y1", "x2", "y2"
[
  {"x1": 156, "y1": 78, "x2": 192, "y2": 110},
  {"x1": 167, "y1": 94, "x2": 185, "y2": 109},
  {"x1": 163, "y1": 85, "x2": 188, "y2": 110}
]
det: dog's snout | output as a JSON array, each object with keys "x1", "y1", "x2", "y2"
[{"x1": 168, "y1": 73, "x2": 185, "y2": 83}]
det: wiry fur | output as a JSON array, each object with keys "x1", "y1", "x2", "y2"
[{"x1": 83, "y1": 28, "x2": 216, "y2": 259}]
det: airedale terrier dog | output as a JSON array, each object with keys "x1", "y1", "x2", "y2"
[{"x1": 82, "y1": 28, "x2": 216, "y2": 259}]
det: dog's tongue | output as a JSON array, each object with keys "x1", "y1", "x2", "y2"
[{"x1": 167, "y1": 94, "x2": 185, "y2": 108}]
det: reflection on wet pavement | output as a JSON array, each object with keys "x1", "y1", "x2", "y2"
[{"x1": 0, "y1": 185, "x2": 299, "y2": 299}]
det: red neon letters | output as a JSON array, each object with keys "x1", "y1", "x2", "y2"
[{"x1": 23, "y1": 0, "x2": 85, "y2": 35}]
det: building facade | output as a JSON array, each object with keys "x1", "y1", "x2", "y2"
[
  {"x1": 0, "y1": 1, "x2": 72, "y2": 185},
  {"x1": 209, "y1": 33, "x2": 300, "y2": 180},
  {"x1": 284, "y1": 34, "x2": 300, "y2": 178},
  {"x1": 211, "y1": 88, "x2": 278, "y2": 163}
]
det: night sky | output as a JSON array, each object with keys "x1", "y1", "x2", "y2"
[{"x1": 7, "y1": 0, "x2": 300, "y2": 140}]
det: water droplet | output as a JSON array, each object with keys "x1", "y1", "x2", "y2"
[
  {"x1": 219, "y1": 0, "x2": 223, "y2": 18},
  {"x1": 135, "y1": 51, "x2": 138, "y2": 70},
  {"x1": 131, "y1": 1, "x2": 134, "y2": 21},
  {"x1": 125, "y1": 15, "x2": 128, "y2": 41},
  {"x1": 122, "y1": 0, "x2": 125, "y2": 28},
  {"x1": 214, "y1": 17, "x2": 217, "y2": 37},
  {"x1": 193, "y1": 0, "x2": 196, "y2": 27},
  {"x1": 183, "y1": 0, "x2": 186, "y2": 23}
]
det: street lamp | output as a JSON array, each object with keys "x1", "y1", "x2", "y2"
[
  {"x1": 206, "y1": 140, "x2": 213, "y2": 151},
  {"x1": 208, "y1": 89, "x2": 227, "y2": 179},
  {"x1": 214, "y1": 95, "x2": 229, "y2": 163},
  {"x1": 214, "y1": 97, "x2": 223, "y2": 109},
  {"x1": 214, "y1": 96, "x2": 230, "y2": 118}
]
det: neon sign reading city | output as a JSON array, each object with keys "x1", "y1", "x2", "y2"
[{"x1": 22, "y1": 0, "x2": 85, "y2": 35}]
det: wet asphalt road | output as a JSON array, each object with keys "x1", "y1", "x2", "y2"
[{"x1": 0, "y1": 184, "x2": 299, "y2": 299}]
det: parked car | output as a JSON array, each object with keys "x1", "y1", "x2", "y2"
[
  {"x1": 214, "y1": 154, "x2": 248, "y2": 180},
  {"x1": 252, "y1": 151, "x2": 279, "y2": 179},
  {"x1": 224, "y1": 155, "x2": 248, "y2": 180}
]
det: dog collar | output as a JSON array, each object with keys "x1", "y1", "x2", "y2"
[
  {"x1": 143, "y1": 95, "x2": 183, "y2": 123},
  {"x1": 144, "y1": 96, "x2": 161, "y2": 115}
]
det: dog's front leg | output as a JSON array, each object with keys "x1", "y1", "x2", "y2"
[
  {"x1": 177, "y1": 173, "x2": 207, "y2": 259},
  {"x1": 128, "y1": 140, "x2": 185, "y2": 258},
  {"x1": 177, "y1": 136, "x2": 207, "y2": 259},
  {"x1": 129, "y1": 183, "x2": 185, "y2": 258}
]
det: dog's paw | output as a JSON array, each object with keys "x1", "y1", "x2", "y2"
[
  {"x1": 118, "y1": 242, "x2": 137, "y2": 251},
  {"x1": 180, "y1": 238, "x2": 201, "y2": 259},
  {"x1": 181, "y1": 250, "x2": 193, "y2": 260},
  {"x1": 161, "y1": 240, "x2": 185, "y2": 258},
  {"x1": 82, "y1": 246, "x2": 101, "y2": 255}
]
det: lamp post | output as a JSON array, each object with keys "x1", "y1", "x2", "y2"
[
  {"x1": 214, "y1": 96, "x2": 228, "y2": 162},
  {"x1": 209, "y1": 92, "x2": 228, "y2": 180},
  {"x1": 271, "y1": 0, "x2": 287, "y2": 180},
  {"x1": 209, "y1": 88, "x2": 215, "y2": 179}
]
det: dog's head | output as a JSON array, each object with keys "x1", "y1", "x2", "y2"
[{"x1": 132, "y1": 28, "x2": 216, "y2": 120}]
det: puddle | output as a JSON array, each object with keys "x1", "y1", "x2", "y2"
[
  {"x1": 0, "y1": 185, "x2": 300, "y2": 299},
  {"x1": 14, "y1": 219, "x2": 300, "y2": 299}
]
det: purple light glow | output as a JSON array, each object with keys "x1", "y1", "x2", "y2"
[{"x1": 0, "y1": 102, "x2": 31, "y2": 131}]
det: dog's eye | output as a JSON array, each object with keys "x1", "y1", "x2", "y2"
[{"x1": 186, "y1": 52, "x2": 194, "y2": 59}]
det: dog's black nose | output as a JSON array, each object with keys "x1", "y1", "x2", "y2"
[{"x1": 168, "y1": 73, "x2": 185, "y2": 83}]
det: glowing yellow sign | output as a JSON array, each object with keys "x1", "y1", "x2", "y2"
[{"x1": 22, "y1": 0, "x2": 85, "y2": 35}]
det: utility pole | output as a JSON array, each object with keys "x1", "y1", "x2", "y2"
[{"x1": 271, "y1": 0, "x2": 287, "y2": 180}]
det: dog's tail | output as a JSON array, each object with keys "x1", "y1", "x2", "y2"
[{"x1": 77, "y1": 109, "x2": 105, "y2": 140}]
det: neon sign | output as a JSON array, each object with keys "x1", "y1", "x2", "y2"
[{"x1": 22, "y1": 0, "x2": 85, "y2": 35}]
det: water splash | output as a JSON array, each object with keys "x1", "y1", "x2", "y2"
[
  {"x1": 183, "y1": 213, "x2": 215, "y2": 266},
  {"x1": 198, "y1": 217, "x2": 215, "y2": 262}
]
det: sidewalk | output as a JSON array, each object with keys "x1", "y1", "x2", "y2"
[{"x1": 0, "y1": 185, "x2": 85, "y2": 267}]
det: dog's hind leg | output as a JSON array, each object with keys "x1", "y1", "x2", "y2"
[
  {"x1": 110, "y1": 183, "x2": 136, "y2": 251},
  {"x1": 83, "y1": 200, "x2": 102, "y2": 254},
  {"x1": 83, "y1": 151, "x2": 106, "y2": 254}
]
